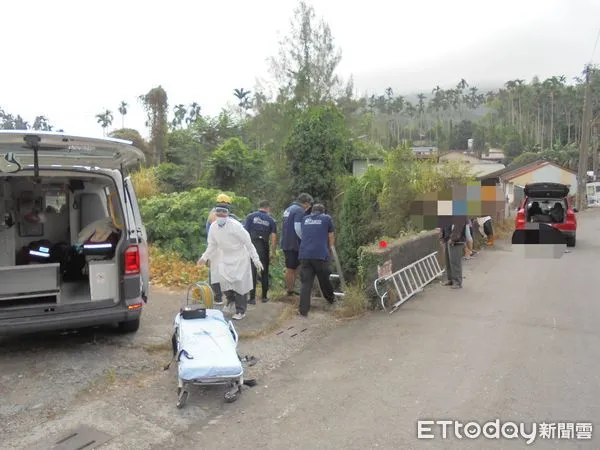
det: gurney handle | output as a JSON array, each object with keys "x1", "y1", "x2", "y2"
[{"x1": 228, "y1": 320, "x2": 239, "y2": 344}]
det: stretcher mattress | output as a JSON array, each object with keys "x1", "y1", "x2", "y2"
[{"x1": 174, "y1": 309, "x2": 243, "y2": 381}]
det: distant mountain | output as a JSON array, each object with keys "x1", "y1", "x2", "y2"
[{"x1": 357, "y1": 80, "x2": 505, "y2": 103}]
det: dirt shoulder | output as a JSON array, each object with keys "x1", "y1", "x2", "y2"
[
  {"x1": 0, "y1": 289, "x2": 338, "y2": 450},
  {"x1": 1, "y1": 239, "x2": 506, "y2": 449}
]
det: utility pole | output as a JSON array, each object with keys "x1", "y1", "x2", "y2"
[
  {"x1": 577, "y1": 65, "x2": 593, "y2": 211},
  {"x1": 593, "y1": 121, "x2": 598, "y2": 180}
]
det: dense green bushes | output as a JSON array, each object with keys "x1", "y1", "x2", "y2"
[
  {"x1": 337, "y1": 167, "x2": 384, "y2": 277},
  {"x1": 336, "y1": 144, "x2": 475, "y2": 278},
  {"x1": 139, "y1": 187, "x2": 251, "y2": 261}
]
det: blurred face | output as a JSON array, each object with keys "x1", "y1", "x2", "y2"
[{"x1": 215, "y1": 207, "x2": 229, "y2": 225}]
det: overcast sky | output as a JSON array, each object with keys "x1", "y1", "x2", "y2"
[{"x1": 1, "y1": 0, "x2": 599, "y2": 139}]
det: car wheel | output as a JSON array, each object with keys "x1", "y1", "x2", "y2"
[
  {"x1": 118, "y1": 318, "x2": 141, "y2": 333},
  {"x1": 566, "y1": 235, "x2": 576, "y2": 247}
]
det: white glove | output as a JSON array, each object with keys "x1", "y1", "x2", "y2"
[{"x1": 254, "y1": 260, "x2": 264, "y2": 272}]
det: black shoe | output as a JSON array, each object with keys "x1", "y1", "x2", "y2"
[
  {"x1": 442, "y1": 281, "x2": 453, "y2": 286},
  {"x1": 248, "y1": 298, "x2": 256, "y2": 305},
  {"x1": 261, "y1": 297, "x2": 269, "y2": 303}
]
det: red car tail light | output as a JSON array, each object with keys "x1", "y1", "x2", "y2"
[
  {"x1": 124, "y1": 245, "x2": 140, "y2": 275},
  {"x1": 515, "y1": 209, "x2": 526, "y2": 228}
]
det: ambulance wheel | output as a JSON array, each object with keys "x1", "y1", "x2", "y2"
[
  {"x1": 118, "y1": 318, "x2": 140, "y2": 333},
  {"x1": 176, "y1": 390, "x2": 188, "y2": 409},
  {"x1": 224, "y1": 385, "x2": 241, "y2": 403}
]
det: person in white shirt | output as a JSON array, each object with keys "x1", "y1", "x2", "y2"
[
  {"x1": 197, "y1": 203, "x2": 263, "y2": 320},
  {"x1": 473, "y1": 216, "x2": 494, "y2": 246}
]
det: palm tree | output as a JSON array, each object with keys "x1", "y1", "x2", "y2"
[
  {"x1": 118, "y1": 101, "x2": 128, "y2": 129},
  {"x1": 33, "y1": 116, "x2": 52, "y2": 131},
  {"x1": 233, "y1": 88, "x2": 252, "y2": 121},
  {"x1": 96, "y1": 110, "x2": 113, "y2": 136},
  {"x1": 186, "y1": 103, "x2": 201, "y2": 125},
  {"x1": 172, "y1": 104, "x2": 187, "y2": 128}
]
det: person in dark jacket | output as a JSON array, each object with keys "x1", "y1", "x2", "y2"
[
  {"x1": 447, "y1": 216, "x2": 468, "y2": 288},
  {"x1": 280, "y1": 193, "x2": 313, "y2": 296},
  {"x1": 244, "y1": 200, "x2": 277, "y2": 304},
  {"x1": 440, "y1": 216, "x2": 468, "y2": 288},
  {"x1": 296, "y1": 203, "x2": 336, "y2": 317}
]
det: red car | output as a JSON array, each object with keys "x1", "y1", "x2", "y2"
[{"x1": 515, "y1": 182, "x2": 577, "y2": 247}]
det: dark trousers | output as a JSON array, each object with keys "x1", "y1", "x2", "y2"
[
  {"x1": 445, "y1": 241, "x2": 464, "y2": 286},
  {"x1": 250, "y1": 239, "x2": 270, "y2": 300},
  {"x1": 299, "y1": 259, "x2": 335, "y2": 316},
  {"x1": 207, "y1": 264, "x2": 223, "y2": 303},
  {"x1": 483, "y1": 220, "x2": 493, "y2": 237},
  {"x1": 225, "y1": 290, "x2": 246, "y2": 314}
]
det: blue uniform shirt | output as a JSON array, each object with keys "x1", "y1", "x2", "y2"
[
  {"x1": 244, "y1": 210, "x2": 277, "y2": 242},
  {"x1": 298, "y1": 213, "x2": 335, "y2": 260},
  {"x1": 280, "y1": 201, "x2": 306, "y2": 251}
]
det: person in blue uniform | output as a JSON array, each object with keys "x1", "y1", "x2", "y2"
[
  {"x1": 279, "y1": 193, "x2": 313, "y2": 296},
  {"x1": 296, "y1": 203, "x2": 336, "y2": 317},
  {"x1": 244, "y1": 200, "x2": 277, "y2": 304}
]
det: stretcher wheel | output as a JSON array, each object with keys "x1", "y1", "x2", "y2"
[
  {"x1": 224, "y1": 384, "x2": 241, "y2": 403},
  {"x1": 176, "y1": 390, "x2": 189, "y2": 409}
]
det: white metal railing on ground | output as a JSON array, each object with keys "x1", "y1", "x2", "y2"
[{"x1": 374, "y1": 252, "x2": 444, "y2": 314}]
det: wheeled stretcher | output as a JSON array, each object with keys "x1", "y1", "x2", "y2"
[{"x1": 171, "y1": 305, "x2": 257, "y2": 408}]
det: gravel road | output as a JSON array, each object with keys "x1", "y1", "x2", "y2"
[{"x1": 0, "y1": 287, "x2": 337, "y2": 449}]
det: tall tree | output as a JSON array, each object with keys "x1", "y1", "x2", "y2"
[
  {"x1": 32, "y1": 115, "x2": 52, "y2": 131},
  {"x1": 269, "y1": 0, "x2": 342, "y2": 108},
  {"x1": 233, "y1": 88, "x2": 252, "y2": 121},
  {"x1": 186, "y1": 102, "x2": 201, "y2": 125},
  {"x1": 283, "y1": 104, "x2": 349, "y2": 205},
  {"x1": 118, "y1": 101, "x2": 128, "y2": 129},
  {"x1": 95, "y1": 110, "x2": 113, "y2": 136},
  {"x1": 139, "y1": 86, "x2": 169, "y2": 164},
  {"x1": 172, "y1": 104, "x2": 187, "y2": 128}
]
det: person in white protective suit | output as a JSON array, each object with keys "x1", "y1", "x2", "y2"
[{"x1": 197, "y1": 203, "x2": 264, "y2": 320}]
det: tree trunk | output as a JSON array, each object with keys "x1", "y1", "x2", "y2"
[{"x1": 550, "y1": 92, "x2": 554, "y2": 150}]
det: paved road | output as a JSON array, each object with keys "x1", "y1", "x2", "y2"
[{"x1": 164, "y1": 209, "x2": 600, "y2": 450}]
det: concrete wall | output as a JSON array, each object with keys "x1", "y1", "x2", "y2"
[
  {"x1": 359, "y1": 229, "x2": 442, "y2": 304},
  {"x1": 352, "y1": 159, "x2": 385, "y2": 177}
]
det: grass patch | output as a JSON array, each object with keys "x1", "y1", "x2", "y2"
[
  {"x1": 130, "y1": 166, "x2": 159, "y2": 199},
  {"x1": 493, "y1": 218, "x2": 514, "y2": 240},
  {"x1": 105, "y1": 368, "x2": 117, "y2": 385},
  {"x1": 149, "y1": 245, "x2": 208, "y2": 288},
  {"x1": 334, "y1": 283, "x2": 369, "y2": 319},
  {"x1": 144, "y1": 340, "x2": 172, "y2": 354}
]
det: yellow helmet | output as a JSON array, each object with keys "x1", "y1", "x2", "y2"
[{"x1": 216, "y1": 193, "x2": 232, "y2": 204}]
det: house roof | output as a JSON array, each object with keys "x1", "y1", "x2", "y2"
[
  {"x1": 478, "y1": 159, "x2": 577, "y2": 181},
  {"x1": 412, "y1": 146, "x2": 437, "y2": 153},
  {"x1": 503, "y1": 161, "x2": 578, "y2": 180},
  {"x1": 477, "y1": 159, "x2": 546, "y2": 180}
]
